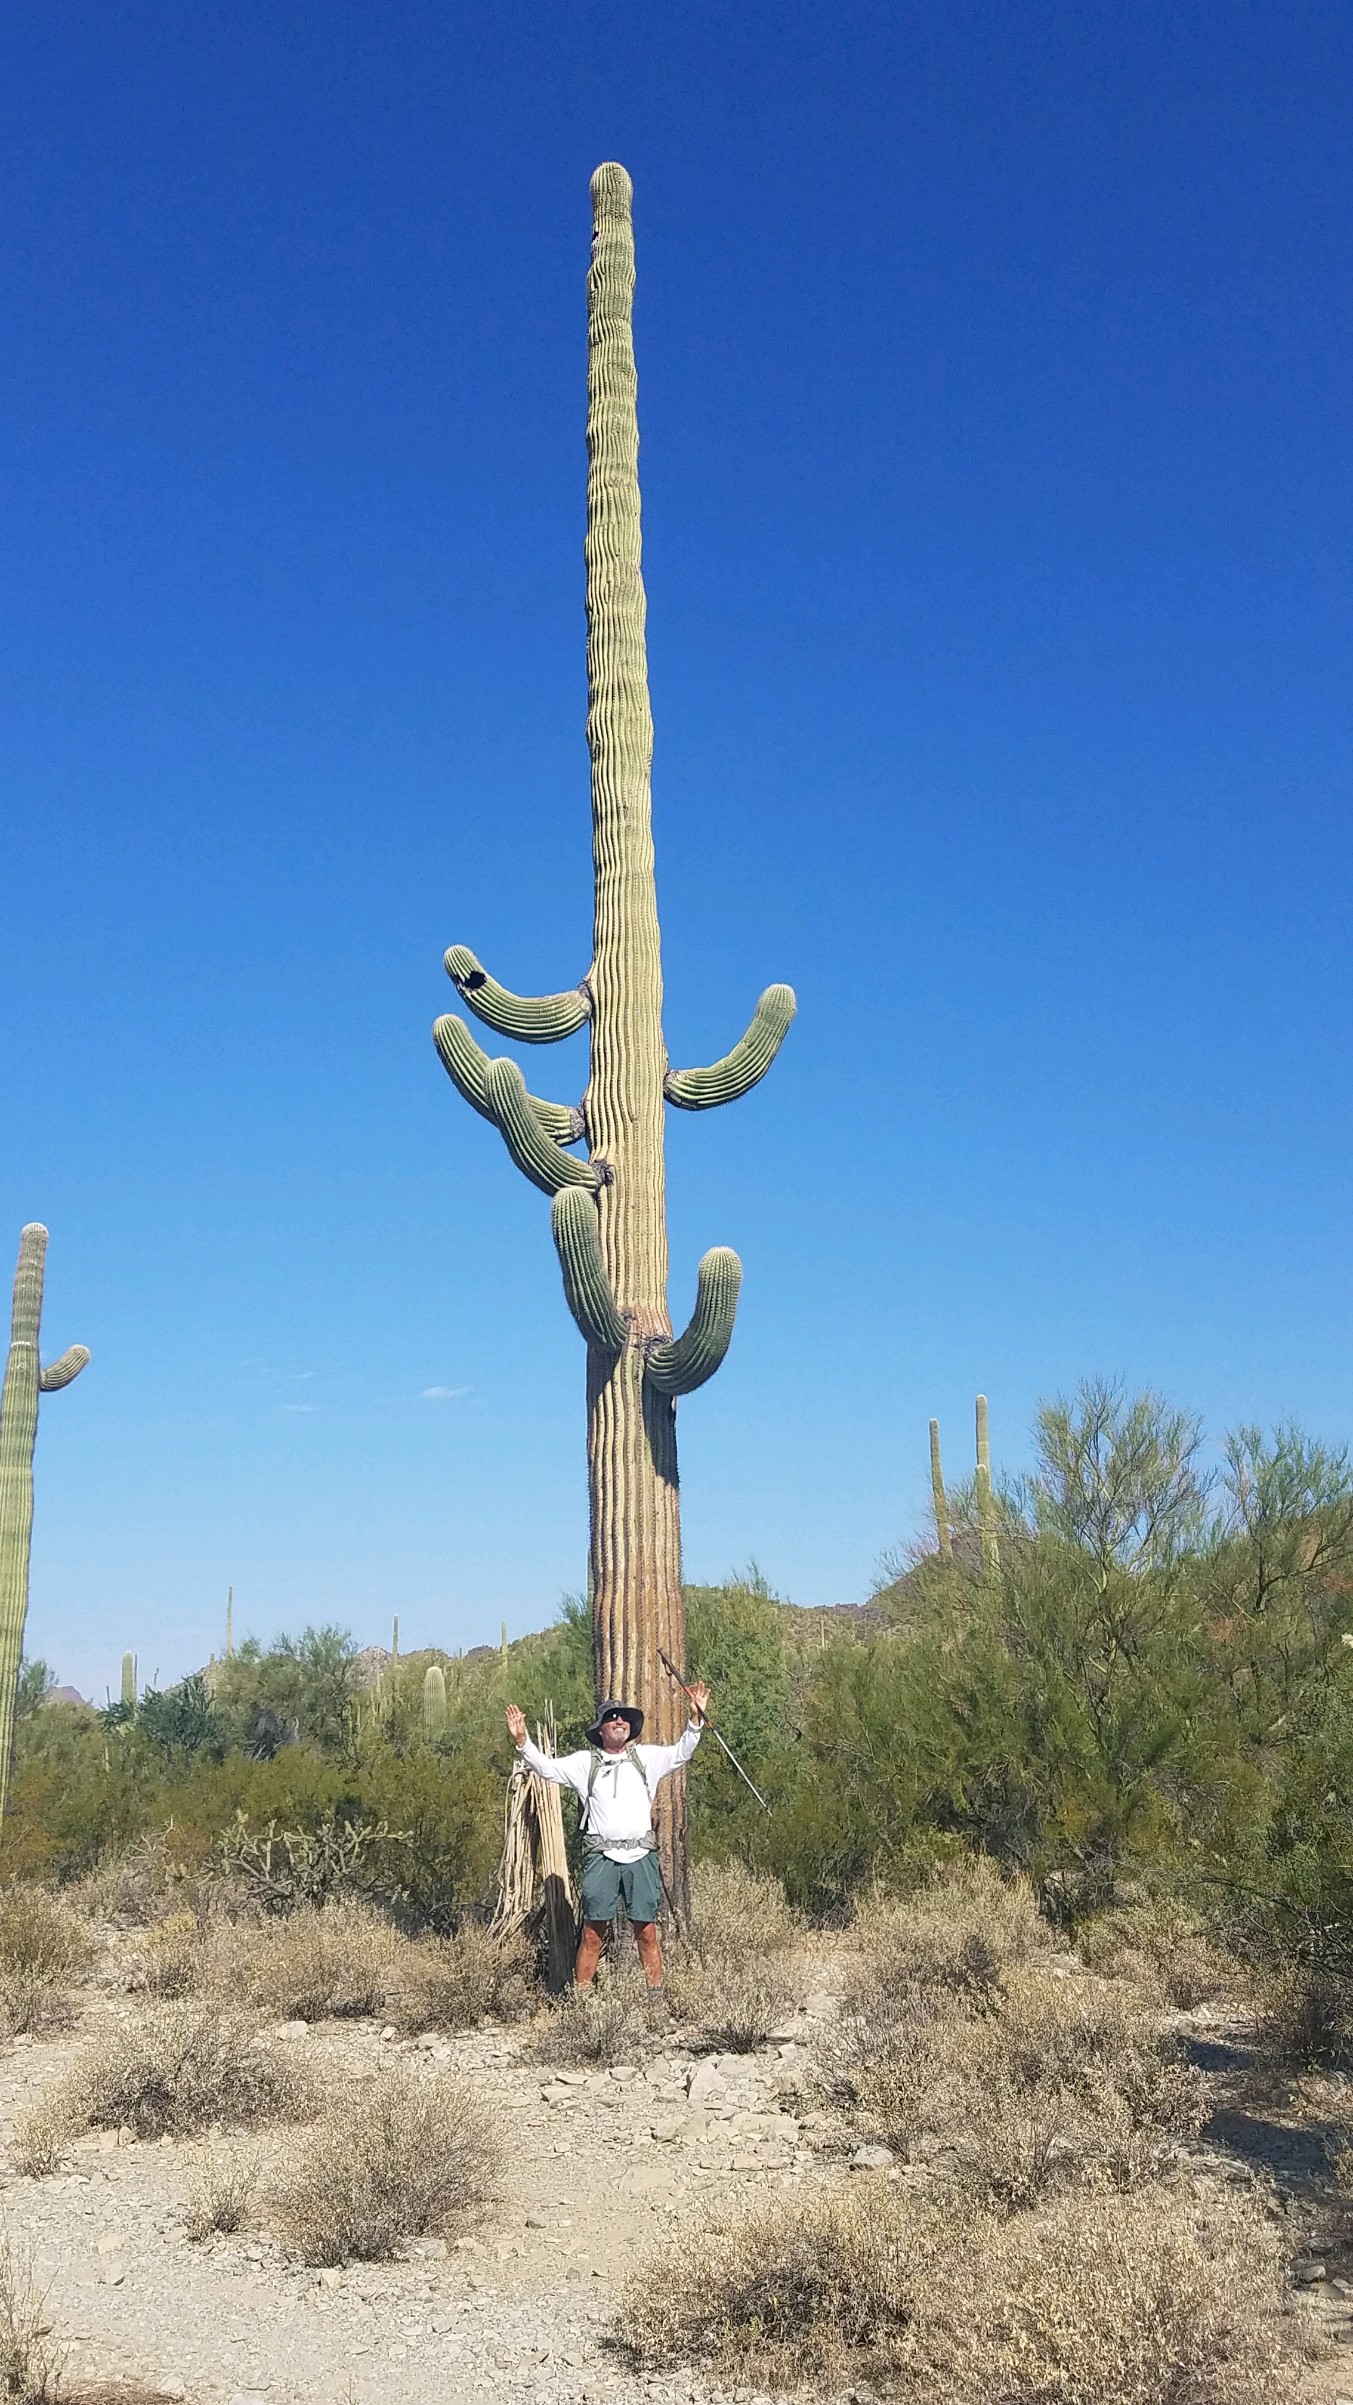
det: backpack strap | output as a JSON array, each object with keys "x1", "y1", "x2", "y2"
[{"x1": 582, "y1": 1743, "x2": 657, "y2": 1852}]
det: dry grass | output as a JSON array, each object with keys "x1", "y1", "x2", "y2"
[
  {"x1": 1077, "y1": 1897, "x2": 1234, "y2": 2010},
  {"x1": 614, "y1": 2179, "x2": 1311, "y2": 2402},
  {"x1": 0, "y1": 1887, "x2": 94, "y2": 2038},
  {"x1": 390, "y1": 1923, "x2": 535, "y2": 2034},
  {"x1": 0, "y1": 2233, "x2": 62, "y2": 2404},
  {"x1": 226, "y1": 1900, "x2": 404, "y2": 2023},
  {"x1": 12, "y1": 2002, "x2": 316, "y2": 2171},
  {"x1": 268, "y1": 2066, "x2": 494, "y2": 2264},
  {"x1": 183, "y1": 2146, "x2": 259, "y2": 2241},
  {"x1": 67, "y1": 1836, "x2": 195, "y2": 1928}
]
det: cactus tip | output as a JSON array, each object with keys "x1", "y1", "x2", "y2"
[{"x1": 590, "y1": 161, "x2": 633, "y2": 212}]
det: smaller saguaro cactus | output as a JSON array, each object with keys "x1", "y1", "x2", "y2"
[
  {"x1": 225, "y1": 1587, "x2": 234, "y2": 1661},
  {"x1": 423, "y1": 1662, "x2": 447, "y2": 1739},
  {"x1": 121, "y1": 1653, "x2": 137, "y2": 1712},
  {"x1": 975, "y1": 1393, "x2": 1000, "y2": 1574},
  {"x1": 0, "y1": 1224, "x2": 89, "y2": 1818},
  {"x1": 929, "y1": 1418, "x2": 952, "y2": 1561}
]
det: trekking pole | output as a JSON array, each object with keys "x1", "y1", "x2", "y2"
[{"x1": 658, "y1": 1649, "x2": 772, "y2": 1814}]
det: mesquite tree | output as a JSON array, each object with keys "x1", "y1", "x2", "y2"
[
  {"x1": 0, "y1": 1225, "x2": 89, "y2": 1820},
  {"x1": 433, "y1": 165, "x2": 793, "y2": 1916}
]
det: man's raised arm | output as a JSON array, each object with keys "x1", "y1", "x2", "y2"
[
  {"x1": 505, "y1": 1703, "x2": 587, "y2": 1794},
  {"x1": 638, "y1": 1681, "x2": 712, "y2": 1779}
]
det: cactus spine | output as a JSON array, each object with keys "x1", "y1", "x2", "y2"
[
  {"x1": 929, "y1": 1419, "x2": 952, "y2": 1561},
  {"x1": 433, "y1": 168, "x2": 794, "y2": 1921},
  {"x1": 423, "y1": 1662, "x2": 447, "y2": 1739},
  {"x1": 121, "y1": 1652, "x2": 137, "y2": 1711},
  {"x1": 0, "y1": 1226, "x2": 89, "y2": 1818},
  {"x1": 975, "y1": 1393, "x2": 1000, "y2": 1573}
]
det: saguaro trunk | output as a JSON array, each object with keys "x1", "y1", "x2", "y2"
[
  {"x1": 0, "y1": 1226, "x2": 89, "y2": 1820},
  {"x1": 582, "y1": 164, "x2": 688, "y2": 1915},
  {"x1": 432, "y1": 165, "x2": 794, "y2": 1934}
]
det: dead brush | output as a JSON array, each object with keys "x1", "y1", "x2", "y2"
[
  {"x1": 66, "y1": 1834, "x2": 195, "y2": 1929},
  {"x1": 0, "y1": 1886, "x2": 94, "y2": 2038},
  {"x1": 536, "y1": 1981, "x2": 649, "y2": 2069},
  {"x1": 14, "y1": 2001, "x2": 315, "y2": 2166},
  {"x1": 0, "y1": 2232, "x2": 63, "y2": 2404},
  {"x1": 612, "y1": 2183, "x2": 933, "y2": 2389},
  {"x1": 1077, "y1": 1896, "x2": 1234, "y2": 2010},
  {"x1": 390, "y1": 1922, "x2": 535, "y2": 2034},
  {"x1": 183, "y1": 2147, "x2": 259, "y2": 2242},
  {"x1": 852, "y1": 1856, "x2": 1056, "y2": 2008},
  {"x1": 222, "y1": 1899, "x2": 405, "y2": 2023},
  {"x1": 825, "y1": 1961, "x2": 1203, "y2": 2205},
  {"x1": 615, "y1": 2179, "x2": 1311, "y2": 2403},
  {"x1": 123, "y1": 1910, "x2": 212, "y2": 2001},
  {"x1": 669, "y1": 1861, "x2": 801, "y2": 2052},
  {"x1": 268, "y1": 2066, "x2": 494, "y2": 2264}
]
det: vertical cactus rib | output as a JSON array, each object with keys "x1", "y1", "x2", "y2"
[
  {"x1": 481, "y1": 1058, "x2": 601, "y2": 1193},
  {"x1": 976, "y1": 1393, "x2": 1000, "y2": 1574},
  {"x1": 551, "y1": 1191, "x2": 630, "y2": 1352},
  {"x1": 929, "y1": 1418, "x2": 952, "y2": 1560},
  {"x1": 0, "y1": 1225, "x2": 88, "y2": 1819},
  {"x1": 643, "y1": 1249, "x2": 742, "y2": 1396},
  {"x1": 444, "y1": 946, "x2": 590, "y2": 1043},
  {"x1": 433, "y1": 1015, "x2": 584, "y2": 1144},
  {"x1": 664, "y1": 985, "x2": 797, "y2": 1110}
]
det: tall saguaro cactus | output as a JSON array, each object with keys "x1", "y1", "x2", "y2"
[
  {"x1": 433, "y1": 166, "x2": 794, "y2": 1920},
  {"x1": 929, "y1": 1419, "x2": 952, "y2": 1561},
  {"x1": 0, "y1": 1225, "x2": 89, "y2": 1820},
  {"x1": 975, "y1": 1393, "x2": 1000, "y2": 1574}
]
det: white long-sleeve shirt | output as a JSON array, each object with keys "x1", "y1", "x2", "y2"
[{"x1": 518, "y1": 1722, "x2": 702, "y2": 1862}]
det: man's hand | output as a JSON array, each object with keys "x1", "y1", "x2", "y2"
[
  {"x1": 505, "y1": 1703, "x2": 528, "y2": 1748},
  {"x1": 687, "y1": 1681, "x2": 712, "y2": 1725}
]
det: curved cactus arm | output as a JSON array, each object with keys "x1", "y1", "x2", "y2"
[
  {"x1": 551, "y1": 1190, "x2": 630, "y2": 1352},
  {"x1": 664, "y1": 984, "x2": 796, "y2": 1111},
  {"x1": 444, "y1": 946, "x2": 590, "y2": 1044},
  {"x1": 643, "y1": 1247, "x2": 742, "y2": 1396},
  {"x1": 482, "y1": 1059, "x2": 602, "y2": 1196},
  {"x1": 40, "y1": 1346, "x2": 90, "y2": 1392},
  {"x1": 433, "y1": 1016, "x2": 584, "y2": 1146}
]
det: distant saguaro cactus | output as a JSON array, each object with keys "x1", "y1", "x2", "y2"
[
  {"x1": 433, "y1": 167, "x2": 794, "y2": 1920},
  {"x1": 975, "y1": 1393, "x2": 1000, "y2": 1573},
  {"x1": 121, "y1": 1652, "x2": 137, "y2": 1712},
  {"x1": 423, "y1": 1662, "x2": 447, "y2": 1739},
  {"x1": 0, "y1": 1225, "x2": 89, "y2": 1819},
  {"x1": 929, "y1": 1418, "x2": 952, "y2": 1561}
]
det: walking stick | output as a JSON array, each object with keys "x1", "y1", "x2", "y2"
[{"x1": 658, "y1": 1649, "x2": 772, "y2": 1814}]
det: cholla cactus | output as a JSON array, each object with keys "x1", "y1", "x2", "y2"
[
  {"x1": 423, "y1": 1662, "x2": 447, "y2": 1739},
  {"x1": 0, "y1": 1225, "x2": 89, "y2": 1818},
  {"x1": 433, "y1": 167, "x2": 793, "y2": 1918}
]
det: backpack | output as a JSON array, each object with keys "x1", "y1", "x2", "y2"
[{"x1": 583, "y1": 1742, "x2": 656, "y2": 1853}]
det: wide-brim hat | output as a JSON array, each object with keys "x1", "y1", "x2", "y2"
[{"x1": 586, "y1": 1698, "x2": 644, "y2": 1743}]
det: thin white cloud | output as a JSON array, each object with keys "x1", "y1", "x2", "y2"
[
  {"x1": 420, "y1": 1385, "x2": 470, "y2": 1402},
  {"x1": 281, "y1": 1401, "x2": 320, "y2": 1414}
]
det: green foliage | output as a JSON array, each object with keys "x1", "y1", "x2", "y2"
[
  {"x1": 14, "y1": 1659, "x2": 53, "y2": 1723},
  {"x1": 138, "y1": 1673, "x2": 228, "y2": 1764}
]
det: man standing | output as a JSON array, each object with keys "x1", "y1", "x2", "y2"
[{"x1": 504, "y1": 1685, "x2": 711, "y2": 1997}]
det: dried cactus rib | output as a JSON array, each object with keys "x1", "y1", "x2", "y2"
[
  {"x1": 433, "y1": 1015, "x2": 584, "y2": 1145},
  {"x1": 482, "y1": 1058, "x2": 600, "y2": 1195},
  {"x1": 550, "y1": 1190, "x2": 629, "y2": 1353},
  {"x1": 665, "y1": 984, "x2": 797, "y2": 1111},
  {"x1": 444, "y1": 946, "x2": 590, "y2": 1044},
  {"x1": 644, "y1": 1247, "x2": 742, "y2": 1396}
]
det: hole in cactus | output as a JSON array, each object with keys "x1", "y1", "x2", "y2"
[{"x1": 463, "y1": 969, "x2": 487, "y2": 990}]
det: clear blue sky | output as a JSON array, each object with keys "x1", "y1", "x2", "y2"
[{"x1": 3, "y1": 3, "x2": 1349, "y2": 1700}]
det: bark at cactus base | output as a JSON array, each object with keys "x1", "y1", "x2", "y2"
[{"x1": 587, "y1": 1342, "x2": 690, "y2": 1929}]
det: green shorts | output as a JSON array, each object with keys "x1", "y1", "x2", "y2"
[{"x1": 580, "y1": 1848, "x2": 663, "y2": 1925}]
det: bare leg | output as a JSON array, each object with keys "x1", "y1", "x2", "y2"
[
  {"x1": 575, "y1": 1921, "x2": 608, "y2": 1988},
  {"x1": 633, "y1": 1920, "x2": 664, "y2": 1989}
]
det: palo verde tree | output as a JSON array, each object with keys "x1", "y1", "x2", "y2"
[
  {"x1": 0, "y1": 1225, "x2": 89, "y2": 1820},
  {"x1": 433, "y1": 165, "x2": 794, "y2": 1916}
]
